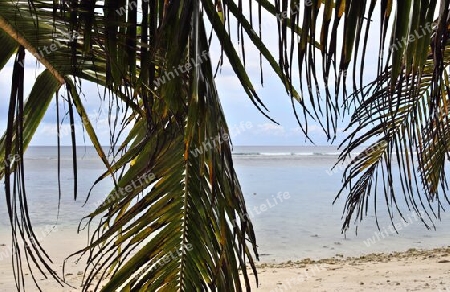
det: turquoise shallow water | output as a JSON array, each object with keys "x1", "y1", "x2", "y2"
[{"x1": 1, "y1": 146, "x2": 450, "y2": 263}]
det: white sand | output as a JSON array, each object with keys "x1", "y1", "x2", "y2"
[
  {"x1": 0, "y1": 226, "x2": 91, "y2": 291},
  {"x1": 244, "y1": 247, "x2": 450, "y2": 291}
]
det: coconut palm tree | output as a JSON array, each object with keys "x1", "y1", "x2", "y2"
[{"x1": 0, "y1": 0, "x2": 449, "y2": 291}]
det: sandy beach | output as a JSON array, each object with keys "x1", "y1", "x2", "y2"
[
  {"x1": 245, "y1": 247, "x2": 450, "y2": 291},
  {"x1": 1, "y1": 227, "x2": 450, "y2": 291}
]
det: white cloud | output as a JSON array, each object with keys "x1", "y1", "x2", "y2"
[{"x1": 255, "y1": 123, "x2": 286, "y2": 136}]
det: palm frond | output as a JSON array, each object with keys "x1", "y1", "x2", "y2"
[{"x1": 335, "y1": 36, "x2": 450, "y2": 231}]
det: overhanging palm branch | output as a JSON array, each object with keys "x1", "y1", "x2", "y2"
[
  {"x1": 334, "y1": 61, "x2": 446, "y2": 231},
  {"x1": 333, "y1": 2, "x2": 450, "y2": 232},
  {"x1": 1, "y1": 0, "x2": 450, "y2": 291}
]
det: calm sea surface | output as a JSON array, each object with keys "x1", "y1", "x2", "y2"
[{"x1": 1, "y1": 146, "x2": 450, "y2": 263}]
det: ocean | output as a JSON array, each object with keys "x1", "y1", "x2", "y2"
[{"x1": 1, "y1": 146, "x2": 450, "y2": 263}]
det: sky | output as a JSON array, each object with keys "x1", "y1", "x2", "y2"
[{"x1": 0, "y1": 3, "x2": 383, "y2": 147}]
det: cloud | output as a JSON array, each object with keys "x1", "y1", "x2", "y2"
[
  {"x1": 255, "y1": 123, "x2": 286, "y2": 136},
  {"x1": 32, "y1": 111, "x2": 123, "y2": 146}
]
